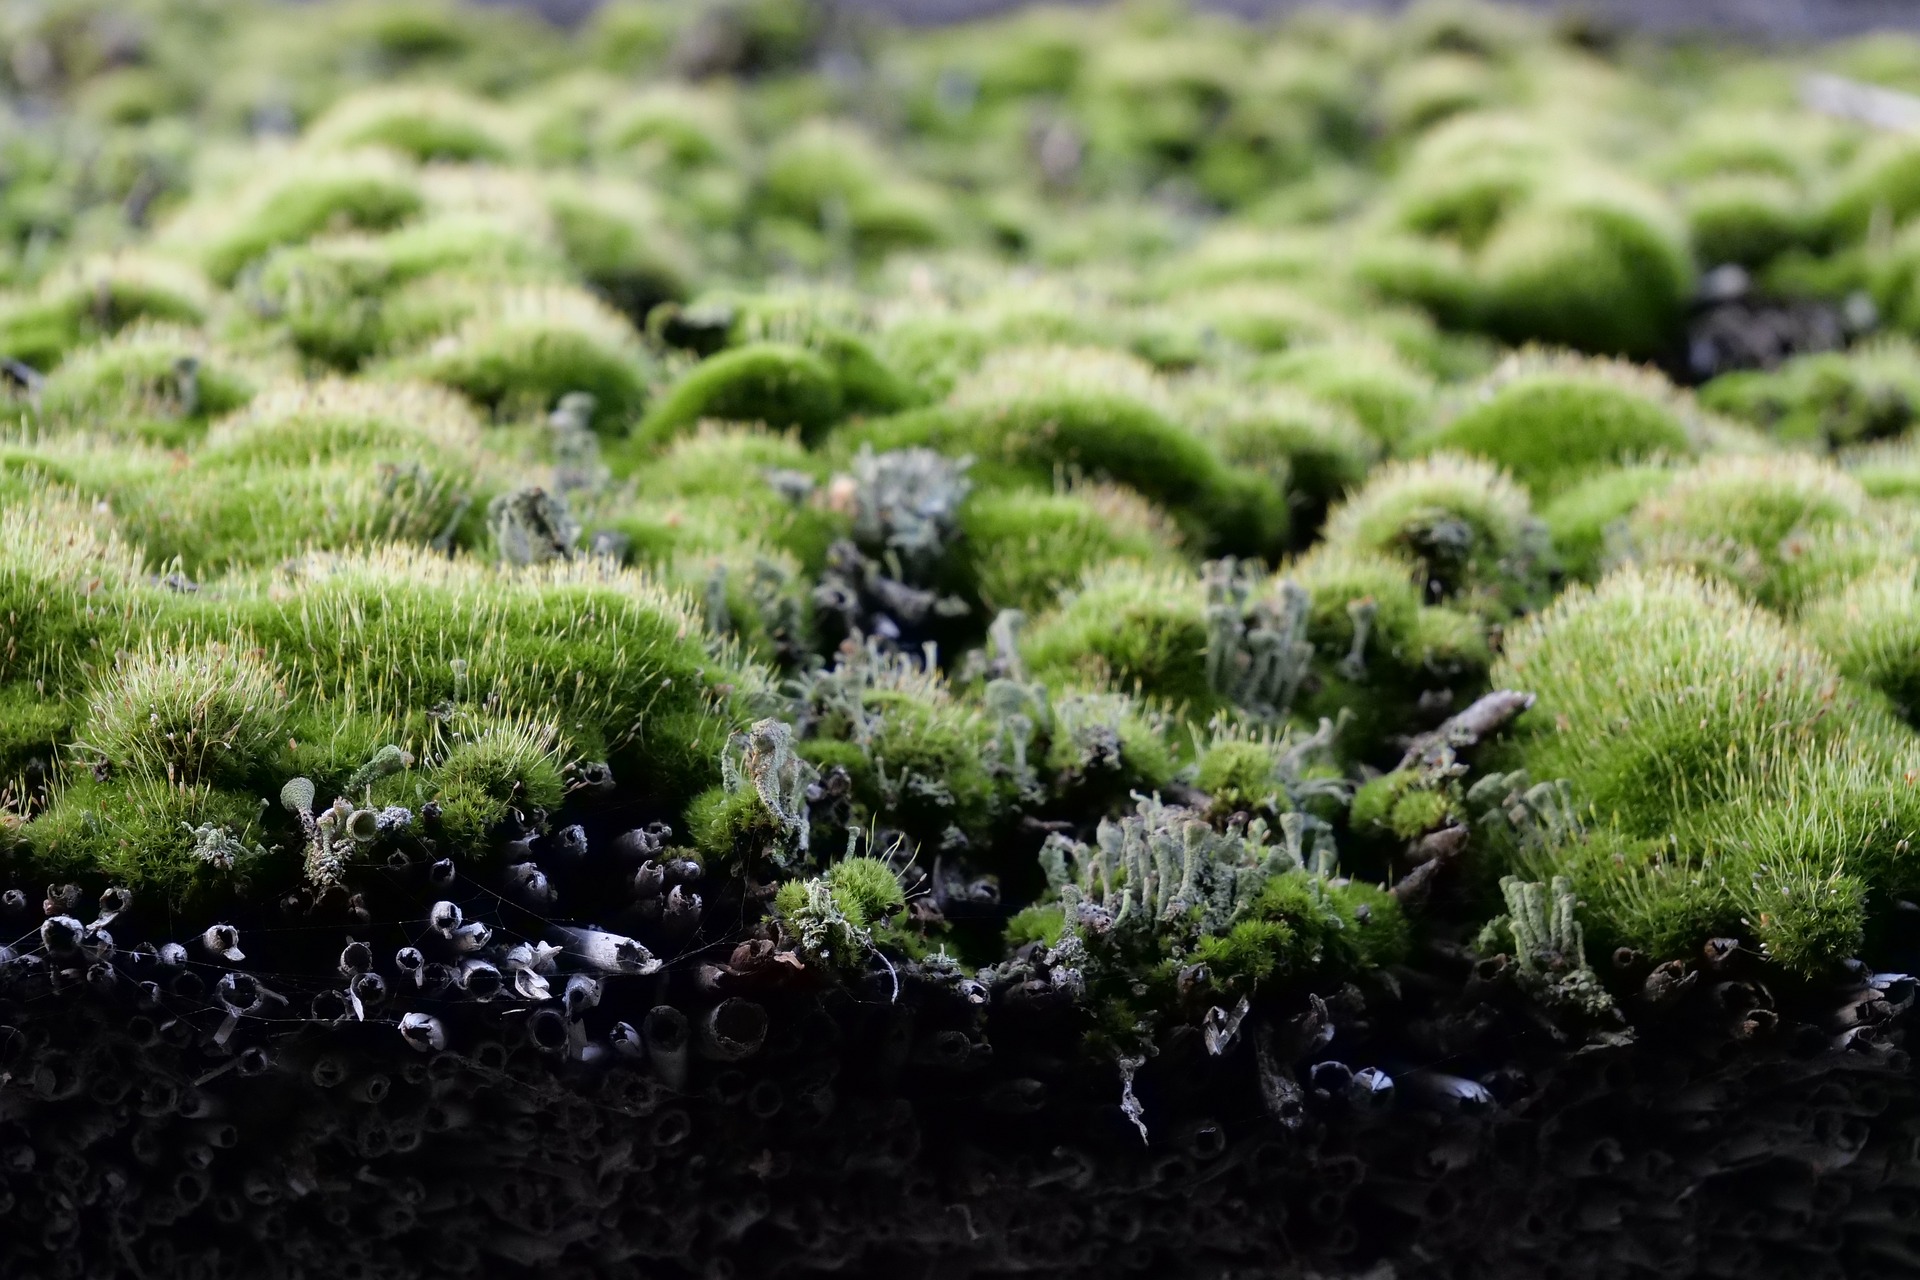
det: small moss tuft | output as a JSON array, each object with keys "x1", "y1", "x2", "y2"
[
  {"x1": 1418, "y1": 356, "x2": 1695, "y2": 498},
  {"x1": 1321, "y1": 453, "x2": 1549, "y2": 616},
  {"x1": 636, "y1": 343, "x2": 842, "y2": 447},
  {"x1": 428, "y1": 714, "x2": 565, "y2": 852},
  {"x1": 78, "y1": 641, "x2": 288, "y2": 788}
]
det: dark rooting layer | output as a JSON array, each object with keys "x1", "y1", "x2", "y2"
[{"x1": 4, "y1": 826, "x2": 1920, "y2": 1280}]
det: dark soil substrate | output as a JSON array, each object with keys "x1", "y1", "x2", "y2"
[
  {"x1": 1670, "y1": 264, "x2": 1878, "y2": 385},
  {"x1": 3, "y1": 853, "x2": 1918, "y2": 1280}
]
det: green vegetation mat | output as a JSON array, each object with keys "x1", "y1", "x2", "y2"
[{"x1": 5, "y1": 1, "x2": 1920, "y2": 1277}]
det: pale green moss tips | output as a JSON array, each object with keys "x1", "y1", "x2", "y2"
[
  {"x1": 759, "y1": 121, "x2": 952, "y2": 257},
  {"x1": 78, "y1": 641, "x2": 288, "y2": 788},
  {"x1": 305, "y1": 87, "x2": 518, "y2": 164},
  {"x1": 1800, "y1": 565, "x2": 1920, "y2": 720},
  {"x1": 389, "y1": 284, "x2": 653, "y2": 432},
  {"x1": 428, "y1": 714, "x2": 566, "y2": 851},
  {"x1": 37, "y1": 325, "x2": 256, "y2": 447},
  {"x1": 1699, "y1": 339, "x2": 1920, "y2": 452},
  {"x1": 1321, "y1": 453, "x2": 1549, "y2": 617},
  {"x1": 853, "y1": 346, "x2": 1290, "y2": 556},
  {"x1": 0, "y1": 256, "x2": 213, "y2": 370},
  {"x1": 636, "y1": 343, "x2": 842, "y2": 447},
  {"x1": 1494, "y1": 565, "x2": 1920, "y2": 973},
  {"x1": 1417, "y1": 357, "x2": 1695, "y2": 499},
  {"x1": 191, "y1": 152, "x2": 427, "y2": 285},
  {"x1": 959, "y1": 483, "x2": 1182, "y2": 616},
  {"x1": 1623, "y1": 454, "x2": 1868, "y2": 611},
  {"x1": 219, "y1": 546, "x2": 744, "y2": 787},
  {"x1": 1020, "y1": 562, "x2": 1215, "y2": 716}
]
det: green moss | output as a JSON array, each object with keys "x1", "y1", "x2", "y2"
[
  {"x1": 1474, "y1": 179, "x2": 1694, "y2": 360},
  {"x1": 774, "y1": 856, "x2": 912, "y2": 971},
  {"x1": 282, "y1": 705, "x2": 428, "y2": 804},
  {"x1": 686, "y1": 783, "x2": 779, "y2": 866},
  {"x1": 1193, "y1": 867, "x2": 1410, "y2": 990},
  {"x1": 306, "y1": 87, "x2": 515, "y2": 163},
  {"x1": 806, "y1": 329, "x2": 926, "y2": 416},
  {"x1": 79, "y1": 66, "x2": 195, "y2": 127},
  {"x1": 858, "y1": 347, "x2": 1287, "y2": 556},
  {"x1": 1325, "y1": 879, "x2": 1411, "y2": 970},
  {"x1": 79, "y1": 641, "x2": 288, "y2": 788},
  {"x1": 584, "y1": 2, "x2": 682, "y2": 73},
  {"x1": 800, "y1": 685, "x2": 1003, "y2": 848},
  {"x1": 1039, "y1": 689, "x2": 1180, "y2": 800},
  {"x1": 1494, "y1": 565, "x2": 1920, "y2": 972},
  {"x1": 1196, "y1": 739, "x2": 1287, "y2": 812},
  {"x1": 1173, "y1": 284, "x2": 1346, "y2": 354},
  {"x1": 23, "y1": 777, "x2": 267, "y2": 904},
  {"x1": 1154, "y1": 228, "x2": 1336, "y2": 295},
  {"x1": 1192, "y1": 916, "x2": 1308, "y2": 989},
  {"x1": 1352, "y1": 231, "x2": 1482, "y2": 330},
  {"x1": 601, "y1": 84, "x2": 742, "y2": 170},
  {"x1": 1021, "y1": 563, "x2": 1215, "y2": 715},
  {"x1": 1868, "y1": 222, "x2": 1920, "y2": 335},
  {"x1": 242, "y1": 238, "x2": 397, "y2": 369},
  {"x1": 1351, "y1": 768, "x2": 1453, "y2": 839},
  {"x1": 0, "y1": 256, "x2": 212, "y2": 370},
  {"x1": 1004, "y1": 902, "x2": 1067, "y2": 948},
  {"x1": 1823, "y1": 136, "x2": 1920, "y2": 245},
  {"x1": 874, "y1": 298, "x2": 1119, "y2": 402},
  {"x1": 1382, "y1": 114, "x2": 1556, "y2": 251},
  {"x1": 958, "y1": 484, "x2": 1180, "y2": 615},
  {"x1": 1657, "y1": 109, "x2": 1829, "y2": 185},
  {"x1": 37, "y1": 325, "x2": 255, "y2": 446},
  {"x1": 1800, "y1": 565, "x2": 1920, "y2": 719},
  {"x1": 1180, "y1": 380, "x2": 1377, "y2": 529},
  {"x1": 1321, "y1": 453, "x2": 1549, "y2": 617},
  {"x1": 427, "y1": 714, "x2": 565, "y2": 852},
  {"x1": 1250, "y1": 342, "x2": 1437, "y2": 449},
  {"x1": 1365, "y1": 117, "x2": 1692, "y2": 359},
  {"x1": 1624, "y1": 455, "x2": 1867, "y2": 611},
  {"x1": 1846, "y1": 436, "x2": 1920, "y2": 503},
  {"x1": 214, "y1": 546, "x2": 734, "y2": 794},
  {"x1": 636, "y1": 343, "x2": 842, "y2": 447},
  {"x1": 197, "y1": 153, "x2": 425, "y2": 285},
  {"x1": 380, "y1": 213, "x2": 564, "y2": 284},
  {"x1": 1418, "y1": 361, "x2": 1693, "y2": 498},
  {"x1": 0, "y1": 497, "x2": 157, "y2": 696},
  {"x1": 759, "y1": 121, "x2": 951, "y2": 256},
  {"x1": 1682, "y1": 174, "x2": 1812, "y2": 269},
  {"x1": 613, "y1": 428, "x2": 839, "y2": 568},
  {"x1": 1378, "y1": 52, "x2": 1503, "y2": 136},
  {"x1": 0, "y1": 681, "x2": 75, "y2": 786},
  {"x1": 824, "y1": 854, "x2": 906, "y2": 922},
  {"x1": 1539, "y1": 463, "x2": 1674, "y2": 582},
  {"x1": 197, "y1": 376, "x2": 484, "y2": 470},
  {"x1": 658, "y1": 542, "x2": 813, "y2": 666},
  {"x1": 1698, "y1": 339, "x2": 1920, "y2": 452},
  {"x1": 1286, "y1": 542, "x2": 1490, "y2": 754},
  {"x1": 390, "y1": 284, "x2": 652, "y2": 433},
  {"x1": 1500, "y1": 565, "x2": 1855, "y2": 827},
  {"x1": 105, "y1": 442, "x2": 481, "y2": 578},
  {"x1": 7, "y1": 0, "x2": 1919, "y2": 992},
  {"x1": 544, "y1": 178, "x2": 692, "y2": 320}
]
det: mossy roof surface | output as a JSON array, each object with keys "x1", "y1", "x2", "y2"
[{"x1": 5, "y1": 1, "x2": 1920, "y2": 1210}]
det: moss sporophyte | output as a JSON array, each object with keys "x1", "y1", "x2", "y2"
[{"x1": 3, "y1": 1, "x2": 1920, "y2": 1276}]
